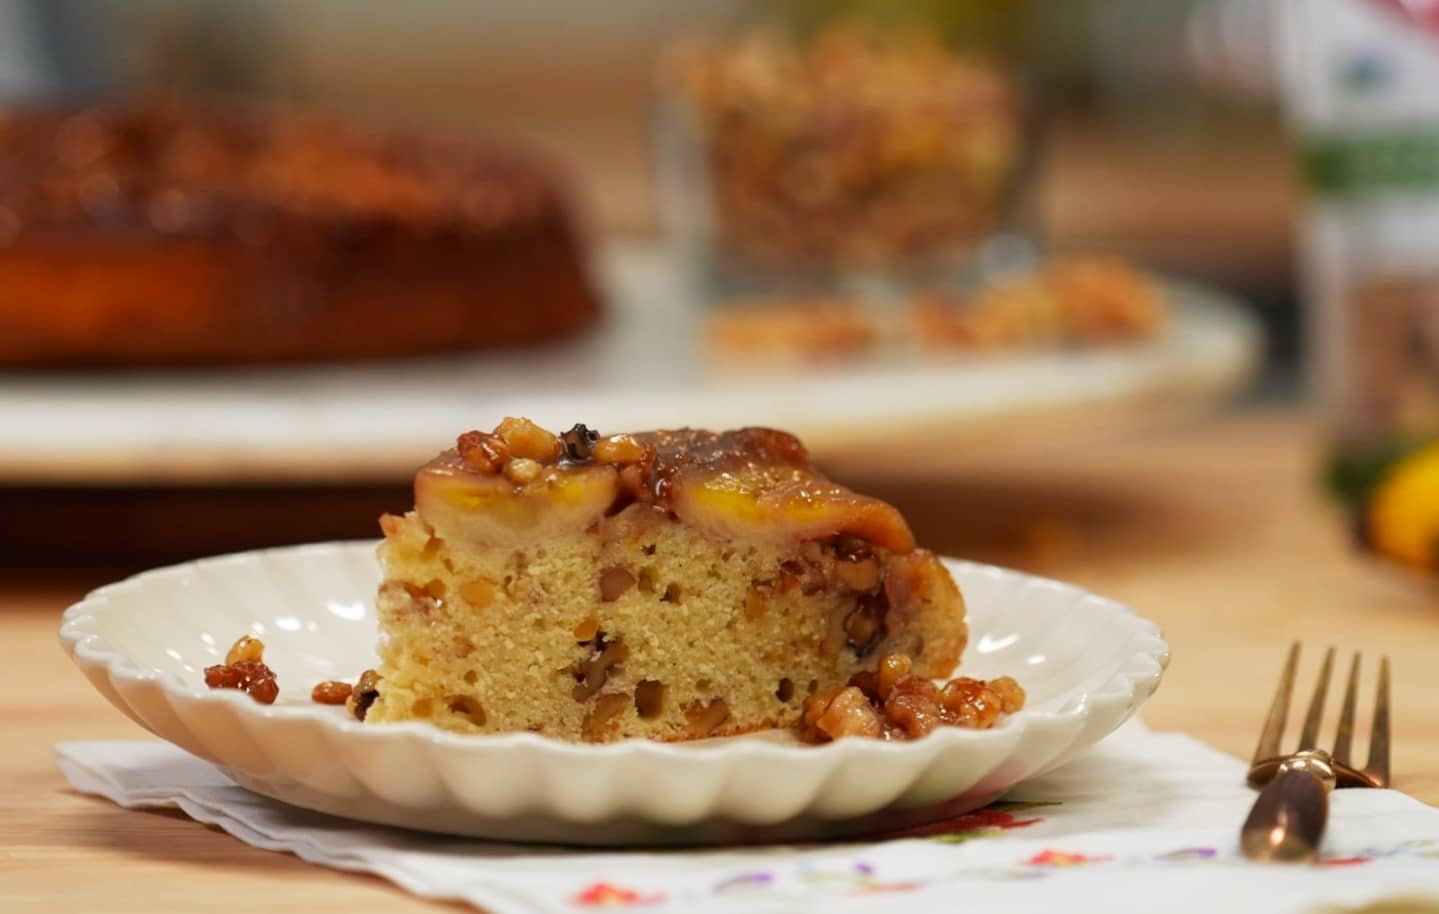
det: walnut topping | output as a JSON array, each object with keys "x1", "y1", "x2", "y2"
[
  {"x1": 592, "y1": 433, "x2": 646, "y2": 464},
  {"x1": 422, "y1": 420, "x2": 918, "y2": 552},
  {"x1": 495, "y1": 416, "x2": 562, "y2": 461},
  {"x1": 348, "y1": 669, "x2": 381, "y2": 720},
  {"x1": 457, "y1": 430, "x2": 510, "y2": 472},
  {"x1": 225, "y1": 635, "x2": 264, "y2": 665},
  {"x1": 503, "y1": 457, "x2": 543, "y2": 485},
  {"x1": 883, "y1": 676, "x2": 945, "y2": 739},
  {"x1": 571, "y1": 631, "x2": 629, "y2": 700},
  {"x1": 876, "y1": 651, "x2": 911, "y2": 693},
  {"x1": 683, "y1": 697, "x2": 731, "y2": 737},
  {"x1": 205, "y1": 636, "x2": 279, "y2": 704},
  {"x1": 799, "y1": 654, "x2": 1025, "y2": 743},
  {"x1": 204, "y1": 660, "x2": 279, "y2": 704},
  {"x1": 311, "y1": 680, "x2": 353, "y2": 705},
  {"x1": 801, "y1": 686, "x2": 883, "y2": 740}
]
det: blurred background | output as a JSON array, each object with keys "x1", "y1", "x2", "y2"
[
  {"x1": 0, "y1": 0, "x2": 1295, "y2": 345},
  {"x1": 2, "y1": 0, "x2": 1437, "y2": 579}
]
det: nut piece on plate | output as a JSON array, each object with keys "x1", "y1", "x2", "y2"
[
  {"x1": 799, "y1": 652, "x2": 1025, "y2": 743},
  {"x1": 204, "y1": 636, "x2": 279, "y2": 704},
  {"x1": 311, "y1": 680, "x2": 354, "y2": 705},
  {"x1": 364, "y1": 417, "x2": 974, "y2": 742}
]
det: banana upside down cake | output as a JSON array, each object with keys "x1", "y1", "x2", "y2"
[{"x1": 366, "y1": 418, "x2": 1021, "y2": 743}]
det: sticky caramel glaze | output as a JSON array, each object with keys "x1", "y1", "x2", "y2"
[
  {"x1": 0, "y1": 103, "x2": 600, "y2": 366},
  {"x1": 414, "y1": 426, "x2": 917, "y2": 553}
]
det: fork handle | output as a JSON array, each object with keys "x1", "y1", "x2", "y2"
[{"x1": 1240, "y1": 751, "x2": 1336, "y2": 862}]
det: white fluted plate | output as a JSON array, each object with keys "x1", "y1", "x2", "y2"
[
  {"x1": 60, "y1": 541, "x2": 1168, "y2": 846},
  {"x1": 2, "y1": 243, "x2": 1260, "y2": 486}
]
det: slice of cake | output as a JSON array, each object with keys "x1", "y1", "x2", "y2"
[{"x1": 368, "y1": 418, "x2": 967, "y2": 742}]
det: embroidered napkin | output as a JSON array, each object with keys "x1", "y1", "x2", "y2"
[{"x1": 56, "y1": 720, "x2": 1439, "y2": 914}]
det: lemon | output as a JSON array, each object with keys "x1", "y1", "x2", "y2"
[{"x1": 1366, "y1": 442, "x2": 1439, "y2": 571}]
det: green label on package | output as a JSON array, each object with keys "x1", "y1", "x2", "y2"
[{"x1": 1304, "y1": 129, "x2": 1439, "y2": 194}]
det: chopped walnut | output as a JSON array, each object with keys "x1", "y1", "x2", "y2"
[
  {"x1": 494, "y1": 416, "x2": 562, "y2": 461},
  {"x1": 592, "y1": 434, "x2": 647, "y2": 464},
  {"x1": 598, "y1": 566, "x2": 636, "y2": 602},
  {"x1": 225, "y1": 635, "x2": 264, "y2": 665},
  {"x1": 683, "y1": 697, "x2": 731, "y2": 737},
  {"x1": 582, "y1": 691, "x2": 631, "y2": 740},
  {"x1": 311, "y1": 680, "x2": 353, "y2": 705},
  {"x1": 884, "y1": 676, "x2": 945, "y2": 739},
  {"x1": 348, "y1": 669, "x2": 381, "y2": 721},
  {"x1": 842, "y1": 592, "x2": 887, "y2": 656},
  {"x1": 989, "y1": 676, "x2": 1026, "y2": 713},
  {"x1": 204, "y1": 660, "x2": 279, "y2": 705},
  {"x1": 875, "y1": 651, "x2": 911, "y2": 695},
  {"x1": 571, "y1": 631, "x2": 628, "y2": 700},
  {"x1": 834, "y1": 556, "x2": 881, "y2": 592},
  {"x1": 801, "y1": 686, "x2": 883, "y2": 740},
  {"x1": 742, "y1": 584, "x2": 768, "y2": 620},
  {"x1": 832, "y1": 534, "x2": 873, "y2": 562},
  {"x1": 798, "y1": 653, "x2": 1025, "y2": 743},
  {"x1": 503, "y1": 457, "x2": 544, "y2": 485},
  {"x1": 205, "y1": 636, "x2": 279, "y2": 704},
  {"x1": 456, "y1": 430, "x2": 510, "y2": 472}
]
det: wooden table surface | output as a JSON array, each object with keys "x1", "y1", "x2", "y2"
[{"x1": 3, "y1": 408, "x2": 1436, "y2": 912}]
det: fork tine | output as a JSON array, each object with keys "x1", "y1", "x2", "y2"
[
  {"x1": 1332, "y1": 653, "x2": 1361, "y2": 766},
  {"x1": 1298, "y1": 646, "x2": 1336, "y2": 750},
  {"x1": 1366, "y1": 656, "x2": 1392, "y2": 787},
  {"x1": 1253, "y1": 642, "x2": 1300, "y2": 763}
]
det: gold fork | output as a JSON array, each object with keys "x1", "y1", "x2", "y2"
[{"x1": 1240, "y1": 643, "x2": 1391, "y2": 862}]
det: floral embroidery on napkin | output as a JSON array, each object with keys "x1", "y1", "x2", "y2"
[
  {"x1": 905, "y1": 800, "x2": 1057, "y2": 843},
  {"x1": 565, "y1": 839, "x2": 1439, "y2": 908},
  {"x1": 1023, "y1": 849, "x2": 1113, "y2": 867},
  {"x1": 1153, "y1": 847, "x2": 1218, "y2": 862},
  {"x1": 571, "y1": 882, "x2": 665, "y2": 908}
]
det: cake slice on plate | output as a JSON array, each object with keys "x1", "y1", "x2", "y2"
[{"x1": 366, "y1": 418, "x2": 968, "y2": 742}]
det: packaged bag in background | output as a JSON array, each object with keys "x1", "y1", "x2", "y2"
[{"x1": 1283, "y1": 0, "x2": 1439, "y2": 572}]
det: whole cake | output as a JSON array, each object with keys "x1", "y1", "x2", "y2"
[
  {"x1": 0, "y1": 103, "x2": 600, "y2": 366},
  {"x1": 368, "y1": 418, "x2": 969, "y2": 742}
]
